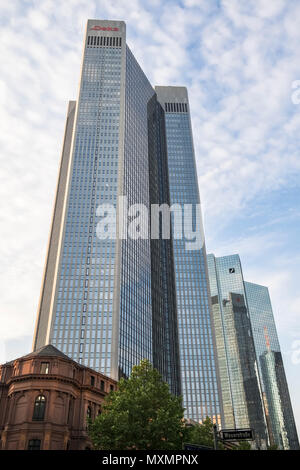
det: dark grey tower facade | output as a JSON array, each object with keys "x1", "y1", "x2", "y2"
[
  {"x1": 147, "y1": 96, "x2": 181, "y2": 390},
  {"x1": 33, "y1": 20, "x2": 181, "y2": 395}
]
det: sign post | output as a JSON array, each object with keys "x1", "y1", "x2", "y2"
[
  {"x1": 219, "y1": 428, "x2": 254, "y2": 442},
  {"x1": 213, "y1": 424, "x2": 219, "y2": 450},
  {"x1": 184, "y1": 428, "x2": 254, "y2": 451}
]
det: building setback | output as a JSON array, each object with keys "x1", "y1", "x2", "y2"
[{"x1": 245, "y1": 281, "x2": 299, "y2": 450}]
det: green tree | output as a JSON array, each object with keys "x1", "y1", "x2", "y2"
[
  {"x1": 88, "y1": 359, "x2": 185, "y2": 450},
  {"x1": 184, "y1": 417, "x2": 227, "y2": 449},
  {"x1": 185, "y1": 419, "x2": 254, "y2": 450},
  {"x1": 185, "y1": 417, "x2": 216, "y2": 449},
  {"x1": 235, "y1": 441, "x2": 251, "y2": 450},
  {"x1": 267, "y1": 443, "x2": 278, "y2": 450}
]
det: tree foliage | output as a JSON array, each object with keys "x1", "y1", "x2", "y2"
[
  {"x1": 185, "y1": 417, "x2": 217, "y2": 449},
  {"x1": 88, "y1": 359, "x2": 185, "y2": 450},
  {"x1": 234, "y1": 440, "x2": 251, "y2": 450},
  {"x1": 267, "y1": 443, "x2": 278, "y2": 450},
  {"x1": 185, "y1": 418, "x2": 253, "y2": 450}
]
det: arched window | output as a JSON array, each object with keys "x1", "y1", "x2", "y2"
[
  {"x1": 32, "y1": 395, "x2": 46, "y2": 421},
  {"x1": 86, "y1": 406, "x2": 92, "y2": 420}
]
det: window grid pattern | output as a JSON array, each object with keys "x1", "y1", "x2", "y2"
[
  {"x1": 260, "y1": 350, "x2": 299, "y2": 449},
  {"x1": 118, "y1": 47, "x2": 155, "y2": 378},
  {"x1": 147, "y1": 96, "x2": 181, "y2": 396},
  {"x1": 87, "y1": 35, "x2": 122, "y2": 48},
  {"x1": 50, "y1": 37, "x2": 122, "y2": 375},
  {"x1": 244, "y1": 282, "x2": 280, "y2": 380},
  {"x1": 245, "y1": 281, "x2": 299, "y2": 450},
  {"x1": 207, "y1": 254, "x2": 267, "y2": 442},
  {"x1": 164, "y1": 102, "x2": 187, "y2": 113},
  {"x1": 164, "y1": 110, "x2": 220, "y2": 423}
]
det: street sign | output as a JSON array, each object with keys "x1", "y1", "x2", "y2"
[
  {"x1": 184, "y1": 443, "x2": 213, "y2": 451},
  {"x1": 219, "y1": 428, "x2": 254, "y2": 441}
]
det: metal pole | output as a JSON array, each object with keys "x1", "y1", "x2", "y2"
[{"x1": 213, "y1": 424, "x2": 219, "y2": 450}]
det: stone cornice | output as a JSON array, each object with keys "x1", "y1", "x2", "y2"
[{"x1": 6, "y1": 374, "x2": 108, "y2": 399}]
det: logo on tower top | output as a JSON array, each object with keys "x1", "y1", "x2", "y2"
[{"x1": 90, "y1": 26, "x2": 119, "y2": 31}]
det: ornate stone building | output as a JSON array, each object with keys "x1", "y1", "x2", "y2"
[{"x1": 0, "y1": 345, "x2": 117, "y2": 450}]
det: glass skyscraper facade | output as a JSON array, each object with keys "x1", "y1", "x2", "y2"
[
  {"x1": 155, "y1": 87, "x2": 222, "y2": 424},
  {"x1": 33, "y1": 20, "x2": 181, "y2": 395},
  {"x1": 207, "y1": 254, "x2": 267, "y2": 445},
  {"x1": 30, "y1": 19, "x2": 298, "y2": 441},
  {"x1": 260, "y1": 351, "x2": 299, "y2": 450},
  {"x1": 245, "y1": 282, "x2": 299, "y2": 449},
  {"x1": 33, "y1": 31, "x2": 223, "y2": 421},
  {"x1": 245, "y1": 282, "x2": 280, "y2": 373}
]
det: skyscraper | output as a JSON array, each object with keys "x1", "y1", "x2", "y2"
[
  {"x1": 33, "y1": 19, "x2": 181, "y2": 395},
  {"x1": 207, "y1": 254, "x2": 267, "y2": 445},
  {"x1": 155, "y1": 87, "x2": 222, "y2": 424},
  {"x1": 33, "y1": 19, "x2": 223, "y2": 423},
  {"x1": 245, "y1": 282, "x2": 299, "y2": 449}
]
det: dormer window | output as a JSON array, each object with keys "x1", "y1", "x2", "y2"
[{"x1": 40, "y1": 362, "x2": 50, "y2": 374}]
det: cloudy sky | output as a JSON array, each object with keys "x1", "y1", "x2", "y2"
[{"x1": 0, "y1": 0, "x2": 299, "y2": 433}]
